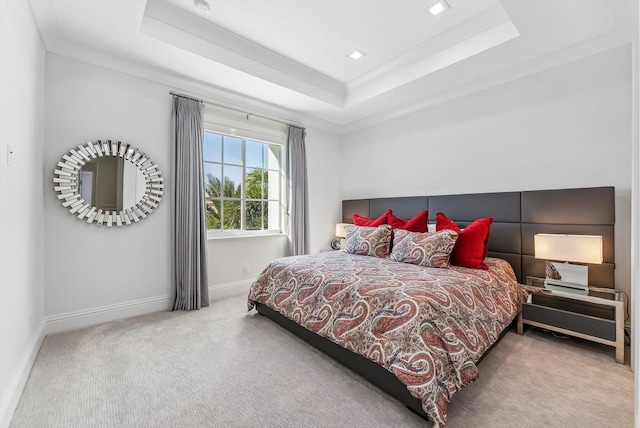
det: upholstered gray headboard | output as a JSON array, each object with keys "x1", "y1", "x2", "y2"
[{"x1": 342, "y1": 186, "x2": 615, "y2": 288}]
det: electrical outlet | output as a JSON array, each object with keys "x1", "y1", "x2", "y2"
[{"x1": 243, "y1": 265, "x2": 249, "y2": 275}]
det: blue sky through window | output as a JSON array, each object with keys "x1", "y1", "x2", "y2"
[{"x1": 204, "y1": 132, "x2": 269, "y2": 168}]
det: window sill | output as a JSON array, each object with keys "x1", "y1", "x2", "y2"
[{"x1": 207, "y1": 231, "x2": 287, "y2": 241}]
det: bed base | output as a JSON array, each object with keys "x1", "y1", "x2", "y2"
[
  {"x1": 256, "y1": 302, "x2": 515, "y2": 421},
  {"x1": 255, "y1": 302, "x2": 429, "y2": 419}
]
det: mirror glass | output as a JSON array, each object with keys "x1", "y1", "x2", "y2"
[
  {"x1": 78, "y1": 157, "x2": 147, "y2": 211},
  {"x1": 53, "y1": 140, "x2": 164, "y2": 227}
]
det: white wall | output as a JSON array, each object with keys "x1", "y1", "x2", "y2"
[
  {"x1": 0, "y1": 1, "x2": 46, "y2": 426},
  {"x1": 631, "y1": 4, "x2": 639, "y2": 421},
  {"x1": 44, "y1": 54, "x2": 342, "y2": 326},
  {"x1": 45, "y1": 54, "x2": 173, "y2": 323},
  {"x1": 306, "y1": 126, "x2": 344, "y2": 253},
  {"x1": 342, "y1": 46, "x2": 632, "y2": 304}
]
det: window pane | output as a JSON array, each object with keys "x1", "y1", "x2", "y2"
[
  {"x1": 246, "y1": 140, "x2": 263, "y2": 168},
  {"x1": 204, "y1": 163, "x2": 222, "y2": 198},
  {"x1": 222, "y1": 165, "x2": 242, "y2": 198},
  {"x1": 206, "y1": 199, "x2": 221, "y2": 230},
  {"x1": 223, "y1": 136, "x2": 242, "y2": 165},
  {"x1": 204, "y1": 132, "x2": 222, "y2": 162},
  {"x1": 265, "y1": 169, "x2": 280, "y2": 200},
  {"x1": 267, "y1": 200, "x2": 280, "y2": 231},
  {"x1": 246, "y1": 201, "x2": 263, "y2": 230},
  {"x1": 265, "y1": 144, "x2": 281, "y2": 170},
  {"x1": 223, "y1": 200, "x2": 241, "y2": 230},
  {"x1": 245, "y1": 168, "x2": 263, "y2": 200},
  {"x1": 203, "y1": 131, "x2": 283, "y2": 233}
]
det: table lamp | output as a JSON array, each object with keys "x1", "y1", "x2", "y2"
[
  {"x1": 534, "y1": 233, "x2": 603, "y2": 294},
  {"x1": 331, "y1": 223, "x2": 349, "y2": 250}
]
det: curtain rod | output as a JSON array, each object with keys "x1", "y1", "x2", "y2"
[
  {"x1": 170, "y1": 91, "x2": 203, "y2": 103},
  {"x1": 169, "y1": 91, "x2": 305, "y2": 130}
]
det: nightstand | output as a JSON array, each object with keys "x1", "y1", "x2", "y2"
[{"x1": 517, "y1": 281, "x2": 624, "y2": 364}]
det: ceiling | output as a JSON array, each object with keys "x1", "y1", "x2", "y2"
[{"x1": 30, "y1": 0, "x2": 635, "y2": 133}]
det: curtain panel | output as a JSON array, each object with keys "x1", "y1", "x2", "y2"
[
  {"x1": 286, "y1": 125, "x2": 309, "y2": 256},
  {"x1": 171, "y1": 96, "x2": 209, "y2": 311}
]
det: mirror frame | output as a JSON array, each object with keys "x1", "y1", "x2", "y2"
[{"x1": 53, "y1": 140, "x2": 164, "y2": 227}]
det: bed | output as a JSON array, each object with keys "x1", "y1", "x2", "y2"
[
  {"x1": 247, "y1": 187, "x2": 615, "y2": 427},
  {"x1": 248, "y1": 251, "x2": 522, "y2": 426}
]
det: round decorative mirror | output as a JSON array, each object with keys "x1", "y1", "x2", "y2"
[{"x1": 53, "y1": 140, "x2": 164, "y2": 227}]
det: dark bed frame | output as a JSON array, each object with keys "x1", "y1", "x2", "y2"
[{"x1": 256, "y1": 186, "x2": 615, "y2": 420}]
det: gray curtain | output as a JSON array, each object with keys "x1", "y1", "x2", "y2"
[
  {"x1": 170, "y1": 95, "x2": 209, "y2": 311},
  {"x1": 286, "y1": 125, "x2": 309, "y2": 256}
]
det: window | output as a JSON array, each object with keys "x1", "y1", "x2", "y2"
[{"x1": 203, "y1": 131, "x2": 284, "y2": 233}]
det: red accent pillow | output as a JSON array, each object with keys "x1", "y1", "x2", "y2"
[
  {"x1": 353, "y1": 209, "x2": 391, "y2": 227},
  {"x1": 387, "y1": 210, "x2": 428, "y2": 232},
  {"x1": 435, "y1": 213, "x2": 494, "y2": 270}
]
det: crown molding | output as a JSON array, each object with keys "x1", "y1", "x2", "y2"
[
  {"x1": 142, "y1": 0, "x2": 346, "y2": 107},
  {"x1": 340, "y1": 31, "x2": 631, "y2": 136}
]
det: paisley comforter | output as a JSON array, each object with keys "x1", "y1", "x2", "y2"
[{"x1": 247, "y1": 251, "x2": 523, "y2": 427}]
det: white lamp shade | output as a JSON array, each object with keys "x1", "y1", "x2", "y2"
[
  {"x1": 534, "y1": 234, "x2": 603, "y2": 264},
  {"x1": 335, "y1": 223, "x2": 349, "y2": 238}
]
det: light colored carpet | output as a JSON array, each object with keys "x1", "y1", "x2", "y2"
[{"x1": 11, "y1": 295, "x2": 634, "y2": 428}]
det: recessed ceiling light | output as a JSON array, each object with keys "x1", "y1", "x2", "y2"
[
  {"x1": 348, "y1": 50, "x2": 366, "y2": 61},
  {"x1": 426, "y1": 0, "x2": 450, "y2": 16},
  {"x1": 194, "y1": 0, "x2": 211, "y2": 16}
]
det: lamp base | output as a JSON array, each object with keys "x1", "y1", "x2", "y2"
[
  {"x1": 330, "y1": 237, "x2": 341, "y2": 250},
  {"x1": 545, "y1": 261, "x2": 588, "y2": 286},
  {"x1": 544, "y1": 279, "x2": 589, "y2": 295}
]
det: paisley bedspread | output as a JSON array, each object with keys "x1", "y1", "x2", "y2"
[{"x1": 247, "y1": 251, "x2": 523, "y2": 427}]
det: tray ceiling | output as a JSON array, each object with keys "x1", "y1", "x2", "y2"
[{"x1": 30, "y1": 0, "x2": 634, "y2": 132}]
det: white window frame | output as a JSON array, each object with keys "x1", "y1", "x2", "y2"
[{"x1": 203, "y1": 121, "x2": 286, "y2": 239}]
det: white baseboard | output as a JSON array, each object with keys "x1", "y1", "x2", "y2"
[
  {"x1": 0, "y1": 320, "x2": 46, "y2": 428},
  {"x1": 45, "y1": 294, "x2": 171, "y2": 335},
  {"x1": 209, "y1": 279, "x2": 254, "y2": 302},
  {"x1": 44, "y1": 279, "x2": 256, "y2": 336}
]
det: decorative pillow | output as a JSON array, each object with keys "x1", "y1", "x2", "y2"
[
  {"x1": 387, "y1": 210, "x2": 428, "y2": 232},
  {"x1": 435, "y1": 213, "x2": 494, "y2": 270},
  {"x1": 352, "y1": 209, "x2": 391, "y2": 227},
  {"x1": 344, "y1": 224, "x2": 392, "y2": 258},
  {"x1": 390, "y1": 229, "x2": 458, "y2": 268},
  {"x1": 427, "y1": 224, "x2": 437, "y2": 233}
]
